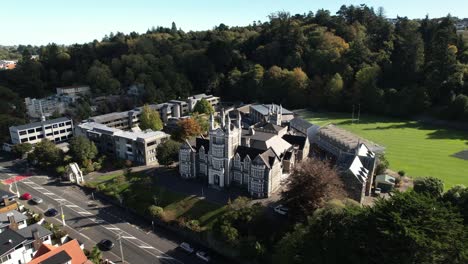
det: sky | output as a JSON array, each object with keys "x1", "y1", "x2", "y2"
[{"x1": 2, "y1": 0, "x2": 467, "y2": 46}]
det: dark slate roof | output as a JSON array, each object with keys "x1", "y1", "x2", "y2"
[
  {"x1": 195, "y1": 138, "x2": 210, "y2": 153},
  {"x1": 12, "y1": 117, "x2": 71, "y2": 131},
  {"x1": 41, "y1": 250, "x2": 72, "y2": 264},
  {"x1": 0, "y1": 210, "x2": 27, "y2": 225},
  {"x1": 248, "y1": 131, "x2": 275, "y2": 142},
  {"x1": 256, "y1": 122, "x2": 284, "y2": 132},
  {"x1": 0, "y1": 228, "x2": 26, "y2": 256},
  {"x1": 290, "y1": 117, "x2": 314, "y2": 130},
  {"x1": 259, "y1": 148, "x2": 278, "y2": 168},
  {"x1": 236, "y1": 146, "x2": 265, "y2": 161},
  {"x1": 15, "y1": 223, "x2": 52, "y2": 241},
  {"x1": 0, "y1": 189, "x2": 16, "y2": 199},
  {"x1": 282, "y1": 134, "x2": 307, "y2": 150}
]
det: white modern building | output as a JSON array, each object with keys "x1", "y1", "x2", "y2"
[
  {"x1": 9, "y1": 117, "x2": 73, "y2": 145},
  {"x1": 75, "y1": 122, "x2": 170, "y2": 165}
]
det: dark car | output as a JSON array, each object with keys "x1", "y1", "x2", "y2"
[
  {"x1": 98, "y1": 239, "x2": 114, "y2": 251},
  {"x1": 45, "y1": 208, "x2": 59, "y2": 217}
]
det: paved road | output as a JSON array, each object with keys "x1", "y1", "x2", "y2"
[{"x1": 0, "y1": 160, "x2": 212, "y2": 264}]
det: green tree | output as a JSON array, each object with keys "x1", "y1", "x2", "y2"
[
  {"x1": 89, "y1": 246, "x2": 102, "y2": 264},
  {"x1": 139, "y1": 105, "x2": 163, "y2": 131},
  {"x1": 413, "y1": 177, "x2": 444, "y2": 198},
  {"x1": 29, "y1": 139, "x2": 64, "y2": 170},
  {"x1": 148, "y1": 205, "x2": 164, "y2": 219},
  {"x1": 68, "y1": 136, "x2": 98, "y2": 165},
  {"x1": 11, "y1": 143, "x2": 32, "y2": 158},
  {"x1": 192, "y1": 98, "x2": 214, "y2": 114},
  {"x1": 156, "y1": 139, "x2": 181, "y2": 166}
]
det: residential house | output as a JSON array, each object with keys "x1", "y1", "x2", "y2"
[
  {"x1": 29, "y1": 239, "x2": 91, "y2": 264},
  {"x1": 0, "y1": 223, "x2": 52, "y2": 264}
]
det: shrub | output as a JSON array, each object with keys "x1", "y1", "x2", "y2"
[
  {"x1": 148, "y1": 205, "x2": 164, "y2": 219},
  {"x1": 186, "y1": 220, "x2": 202, "y2": 232},
  {"x1": 398, "y1": 170, "x2": 406, "y2": 176},
  {"x1": 414, "y1": 177, "x2": 444, "y2": 197}
]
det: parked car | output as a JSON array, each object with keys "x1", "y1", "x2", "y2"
[
  {"x1": 196, "y1": 251, "x2": 211, "y2": 262},
  {"x1": 179, "y1": 242, "x2": 194, "y2": 253},
  {"x1": 20, "y1": 193, "x2": 32, "y2": 200},
  {"x1": 45, "y1": 208, "x2": 59, "y2": 217},
  {"x1": 274, "y1": 205, "x2": 289, "y2": 216},
  {"x1": 375, "y1": 188, "x2": 382, "y2": 195},
  {"x1": 31, "y1": 197, "x2": 43, "y2": 204},
  {"x1": 98, "y1": 239, "x2": 114, "y2": 251}
]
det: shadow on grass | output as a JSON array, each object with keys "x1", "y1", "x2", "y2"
[{"x1": 180, "y1": 199, "x2": 226, "y2": 227}]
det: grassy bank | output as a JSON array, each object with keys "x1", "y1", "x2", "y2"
[
  {"x1": 299, "y1": 111, "x2": 468, "y2": 188},
  {"x1": 85, "y1": 172, "x2": 226, "y2": 230}
]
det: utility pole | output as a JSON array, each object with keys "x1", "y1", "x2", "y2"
[
  {"x1": 117, "y1": 232, "x2": 125, "y2": 263},
  {"x1": 60, "y1": 202, "x2": 66, "y2": 226},
  {"x1": 13, "y1": 179, "x2": 20, "y2": 197}
]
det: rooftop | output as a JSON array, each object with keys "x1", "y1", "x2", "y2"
[
  {"x1": 11, "y1": 117, "x2": 71, "y2": 131},
  {"x1": 15, "y1": 223, "x2": 52, "y2": 241},
  {"x1": 0, "y1": 189, "x2": 16, "y2": 199},
  {"x1": 0, "y1": 210, "x2": 27, "y2": 225},
  {"x1": 0, "y1": 229, "x2": 25, "y2": 257},
  {"x1": 115, "y1": 129, "x2": 168, "y2": 141},
  {"x1": 250, "y1": 104, "x2": 293, "y2": 116},
  {"x1": 30, "y1": 239, "x2": 90, "y2": 264},
  {"x1": 282, "y1": 134, "x2": 307, "y2": 150}
]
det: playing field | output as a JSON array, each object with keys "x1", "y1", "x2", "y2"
[{"x1": 299, "y1": 111, "x2": 468, "y2": 188}]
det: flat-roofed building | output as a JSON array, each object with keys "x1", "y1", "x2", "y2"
[
  {"x1": 187, "y1": 94, "x2": 220, "y2": 112},
  {"x1": 9, "y1": 117, "x2": 73, "y2": 145},
  {"x1": 75, "y1": 122, "x2": 170, "y2": 165}
]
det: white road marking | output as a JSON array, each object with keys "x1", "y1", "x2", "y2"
[
  {"x1": 43, "y1": 192, "x2": 54, "y2": 195},
  {"x1": 139, "y1": 245, "x2": 154, "y2": 249},
  {"x1": 66, "y1": 204, "x2": 79, "y2": 207},
  {"x1": 23, "y1": 181, "x2": 34, "y2": 184},
  {"x1": 18, "y1": 178, "x2": 184, "y2": 264},
  {"x1": 122, "y1": 236, "x2": 137, "y2": 239}
]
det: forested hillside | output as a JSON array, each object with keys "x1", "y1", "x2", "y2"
[{"x1": 1, "y1": 4, "x2": 468, "y2": 128}]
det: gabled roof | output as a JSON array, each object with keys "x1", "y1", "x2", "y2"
[
  {"x1": 282, "y1": 134, "x2": 307, "y2": 150},
  {"x1": 0, "y1": 210, "x2": 27, "y2": 226},
  {"x1": 348, "y1": 156, "x2": 369, "y2": 183},
  {"x1": 236, "y1": 146, "x2": 265, "y2": 161},
  {"x1": 290, "y1": 117, "x2": 314, "y2": 131},
  {"x1": 0, "y1": 229, "x2": 26, "y2": 257},
  {"x1": 15, "y1": 223, "x2": 52, "y2": 241},
  {"x1": 30, "y1": 239, "x2": 90, "y2": 264}
]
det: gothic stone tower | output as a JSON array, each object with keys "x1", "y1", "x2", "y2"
[{"x1": 207, "y1": 110, "x2": 241, "y2": 188}]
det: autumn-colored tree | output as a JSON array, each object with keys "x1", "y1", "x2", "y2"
[
  {"x1": 174, "y1": 118, "x2": 201, "y2": 140},
  {"x1": 281, "y1": 158, "x2": 344, "y2": 221}
]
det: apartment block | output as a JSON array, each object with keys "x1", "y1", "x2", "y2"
[
  {"x1": 9, "y1": 117, "x2": 73, "y2": 145},
  {"x1": 87, "y1": 94, "x2": 220, "y2": 129},
  {"x1": 75, "y1": 122, "x2": 170, "y2": 165}
]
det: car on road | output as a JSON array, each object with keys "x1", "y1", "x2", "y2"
[
  {"x1": 45, "y1": 208, "x2": 59, "y2": 217},
  {"x1": 31, "y1": 197, "x2": 43, "y2": 204},
  {"x1": 20, "y1": 193, "x2": 32, "y2": 200},
  {"x1": 98, "y1": 239, "x2": 114, "y2": 251},
  {"x1": 274, "y1": 205, "x2": 289, "y2": 216},
  {"x1": 179, "y1": 242, "x2": 194, "y2": 253},
  {"x1": 196, "y1": 251, "x2": 211, "y2": 262}
]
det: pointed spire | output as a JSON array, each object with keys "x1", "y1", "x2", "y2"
[
  {"x1": 226, "y1": 113, "x2": 231, "y2": 133},
  {"x1": 237, "y1": 111, "x2": 242, "y2": 129},
  {"x1": 209, "y1": 113, "x2": 215, "y2": 130},
  {"x1": 221, "y1": 108, "x2": 226, "y2": 128}
]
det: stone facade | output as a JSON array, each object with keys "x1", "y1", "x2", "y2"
[{"x1": 179, "y1": 109, "x2": 307, "y2": 198}]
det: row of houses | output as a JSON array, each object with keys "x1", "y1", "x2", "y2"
[{"x1": 0, "y1": 190, "x2": 90, "y2": 264}]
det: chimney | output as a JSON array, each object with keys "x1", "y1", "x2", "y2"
[
  {"x1": 32, "y1": 228, "x2": 42, "y2": 251},
  {"x1": 7, "y1": 213, "x2": 18, "y2": 231},
  {"x1": 2, "y1": 195, "x2": 10, "y2": 206}
]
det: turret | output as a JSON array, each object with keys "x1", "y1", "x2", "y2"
[
  {"x1": 221, "y1": 109, "x2": 226, "y2": 128},
  {"x1": 209, "y1": 113, "x2": 215, "y2": 130},
  {"x1": 226, "y1": 113, "x2": 231, "y2": 133}
]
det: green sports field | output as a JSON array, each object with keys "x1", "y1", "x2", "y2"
[{"x1": 299, "y1": 111, "x2": 468, "y2": 188}]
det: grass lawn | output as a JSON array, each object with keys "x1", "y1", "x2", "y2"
[
  {"x1": 87, "y1": 173, "x2": 226, "y2": 229},
  {"x1": 299, "y1": 110, "x2": 468, "y2": 188}
]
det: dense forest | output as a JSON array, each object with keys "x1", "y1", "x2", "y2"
[{"x1": 1, "y1": 4, "x2": 468, "y2": 135}]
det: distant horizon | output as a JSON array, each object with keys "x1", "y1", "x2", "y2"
[{"x1": 2, "y1": 0, "x2": 467, "y2": 46}]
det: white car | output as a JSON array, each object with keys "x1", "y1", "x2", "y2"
[
  {"x1": 274, "y1": 205, "x2": 289, "y2": 216},
  {"x1": 196, "y1": 251, "x2": 210, "y2": 262},
  {"x1": 179, "y1": 242, "x2": 194, "y2": 253}
]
